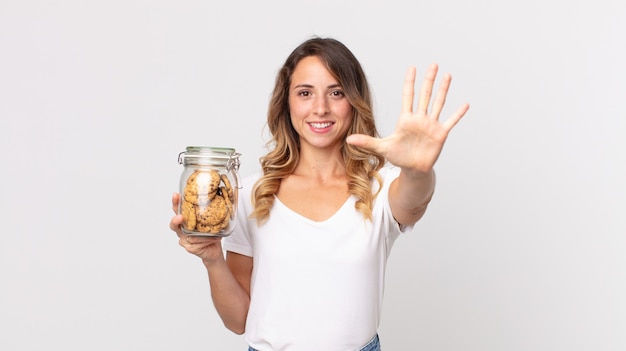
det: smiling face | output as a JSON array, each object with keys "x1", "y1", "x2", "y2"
[{"x1": 288, "y1": 56, "x2": 353, "y2": 152}]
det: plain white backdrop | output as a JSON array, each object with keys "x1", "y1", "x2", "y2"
[{"x1": 1, "y1": 0, "x2": 624, "y2": 350}]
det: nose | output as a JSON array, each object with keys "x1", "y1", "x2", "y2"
[{"x1": 313, "y1": 95, "x2": 330, "y2": 116}]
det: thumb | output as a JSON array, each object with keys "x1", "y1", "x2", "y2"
[{"x1": 346, "y1": 134, "x2": 383, "y2": 153}]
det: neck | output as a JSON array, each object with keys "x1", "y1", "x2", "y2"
[{"x1": 293, "y1": 145, "x2": 346, "y2": 181}]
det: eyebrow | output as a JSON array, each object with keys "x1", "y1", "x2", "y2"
[{"x1": 293, "y1": 83, "x2": 342, "y2": 89}]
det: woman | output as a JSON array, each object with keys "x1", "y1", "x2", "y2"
[{"x1": 170, "y1": 37, "x2": 469, "y2": 351}]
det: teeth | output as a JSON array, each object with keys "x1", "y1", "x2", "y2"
[{"x1": 309, "y1": 122, "x2": 332, "y2": 128}]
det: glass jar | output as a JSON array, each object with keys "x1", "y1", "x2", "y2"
[{"x1": 177, "y1": 146, "x2": 241, "y2": 237}]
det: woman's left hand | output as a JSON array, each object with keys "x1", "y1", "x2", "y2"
[{"x1": 346, "y1": 64, "x2": 469, "y2": 173}]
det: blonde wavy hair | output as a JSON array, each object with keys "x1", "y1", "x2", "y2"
[{"x1": 251, "y1": 37, "x2": 385, "y2": 224}]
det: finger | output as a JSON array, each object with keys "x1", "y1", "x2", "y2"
[
  {"x1": 430, "y1": 73, "x2": 451, "y2": 120},
  {"x1": 171, "y1": 192, "x2": 180, "y2": 214},
  {"x1": 442, "y1": 103, "x2": 470, "y2": 131},
  {"x1": 170, "y1": 214, "x2": 183, "y2": 235},
  {"x1": 417, "y1": 63, "x2": 438, "y2": 115},
  {"x1": 401, "y1": 66, "x2": 417, "y2": 113},
  {"x1": 194, "y1": 236, "x2": 222, "y2": 245},
  {"x1": 181, "y1": 235, "x2": 221, "y2": 250},
  {"x1": 180, "y1": 234, "x2": 198, "y2": 248},
  {"x1": 179, "y1": 235, "x2": 191, "y2": 249},
  {"x1": 346, "y1": 134, "x2": 385, "y2": 154}
]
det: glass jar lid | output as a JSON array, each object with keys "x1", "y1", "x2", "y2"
[{"x1": 178, "y1": 146, "x2": 240, "y2": 171}]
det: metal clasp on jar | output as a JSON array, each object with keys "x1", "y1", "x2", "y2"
[
  {"x1": 226, "y1": 153, "x2": 242, "y2": 190},
  {"x1": 226, "y1": 153, "x2": 241, "y2": 172}
]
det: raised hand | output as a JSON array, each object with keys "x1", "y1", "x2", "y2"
[{"x1": 346, "y1": 64, "x2": 469, "y2": 173}]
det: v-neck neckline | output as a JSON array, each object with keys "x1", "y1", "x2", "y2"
[{"x1": 273, "y1": 195, "x2": 355, "y2": 224}]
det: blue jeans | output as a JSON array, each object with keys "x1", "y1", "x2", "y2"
[{"x1": 248, "y1": 334, "x2": 380, "y2": 351}]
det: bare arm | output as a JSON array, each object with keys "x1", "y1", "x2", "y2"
[
  {"x1": 388, "y1": 168, "x2": 436, "y2": 225},
  {"x1": 170, "y1": 193, "x2": 252, "y2": 334},
  {"x1": 197, "y1": 250, "x2": 251, "y2": 334}
]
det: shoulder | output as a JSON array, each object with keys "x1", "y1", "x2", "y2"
[
  {"x1": 372, "y1": 163, "x2": 401, "y2": 193},
  {"x1": 378, "y1": 163, "x2": 401, "y2": 179}
]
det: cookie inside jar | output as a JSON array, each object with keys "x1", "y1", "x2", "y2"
[{"x1": 181, "y1": 169, "x2": 235, "y2": 236}]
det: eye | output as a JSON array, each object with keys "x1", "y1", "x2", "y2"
[
  {"x1": 297, "y1": 90, "x2": 311, "y2": 97},
  {"x1": 330, "y1": 90, "x2": 345, "y2": 98}
]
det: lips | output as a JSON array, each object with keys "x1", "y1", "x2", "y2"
[{"x1": 308, "y1": 122, "x2": 334, "y2": 129}]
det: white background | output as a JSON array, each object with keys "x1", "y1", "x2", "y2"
[{"x1": 1, "y1": 0, "x2": 624, "y2": 350}]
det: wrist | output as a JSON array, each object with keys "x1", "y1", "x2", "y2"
[
  {"x1": 202, "y1": 252, "x2": 227, "y2": 270},
  {"x1": 400, "y1": 167, "x2": 434, "y2": 181}
]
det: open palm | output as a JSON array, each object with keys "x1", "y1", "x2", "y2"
[{"x1": 347, "y1": 64, "x2": 469, "y2": 173}]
